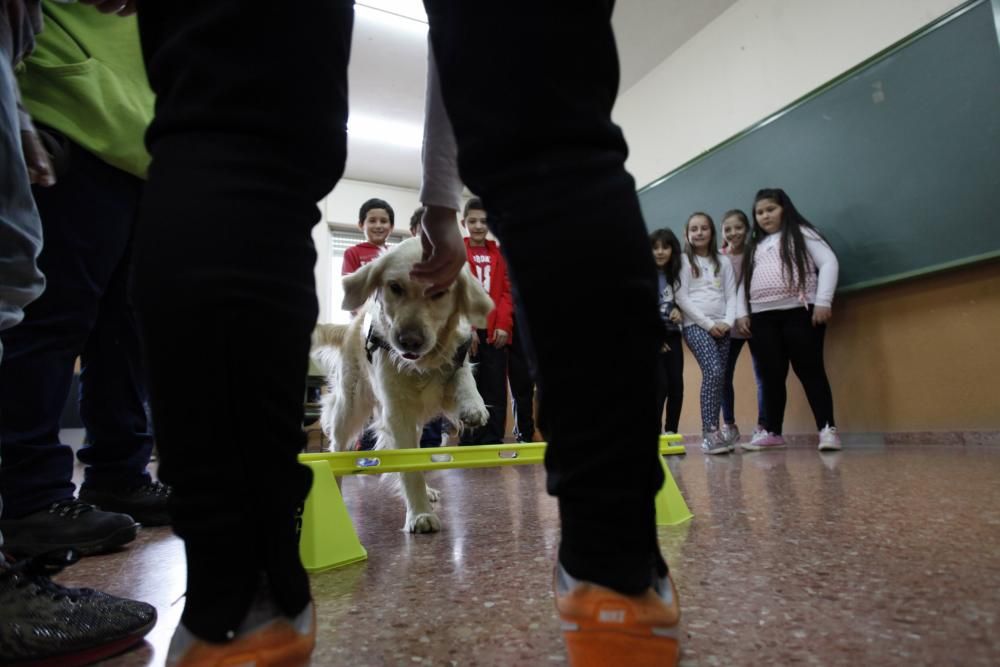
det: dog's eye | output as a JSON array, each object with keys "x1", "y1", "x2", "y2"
[
  {"x1": 387, "y1": 281, "x2": 404, "y2": 296},
  {"x1": 430, "y1": 290, "x2": 448, "y2": 301}
]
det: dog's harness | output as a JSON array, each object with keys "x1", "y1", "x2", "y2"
[
  {"x1": 365, "y1": 324, "x2": 472, "y2": 380},
  {"x1": 364, "y1": 325, "x2": 393, "y2": 364}
]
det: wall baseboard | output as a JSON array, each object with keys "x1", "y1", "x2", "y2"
[{"x1": 678, "y1": 431, "x2": 1000, "y2": 447}]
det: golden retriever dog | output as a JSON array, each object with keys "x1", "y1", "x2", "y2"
[{"x1": 311, "y1": 237, "x2": 494, "y2": 533}]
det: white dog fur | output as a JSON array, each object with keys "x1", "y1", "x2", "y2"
[{"x1": 311, "y1": 237, "x2": 494, "y2": 533}]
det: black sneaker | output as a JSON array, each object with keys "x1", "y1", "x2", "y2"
[
  {"x1": 0, "y1": 549, "x2": 157, "y2": 666},
  {"x1": 0, "y1": 499, "x2": 139, "y2": 557},
  {"x1": 79, "y1": 480, "x2": 172, "y2": 527}
]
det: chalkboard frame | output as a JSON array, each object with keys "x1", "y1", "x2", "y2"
[{"x1": 636, "y1": 0, "x2": 1000, "y2": 293}]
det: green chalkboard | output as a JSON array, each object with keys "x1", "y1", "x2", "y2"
[{"x1": 637, "y1": 0, "x2": 1000, "y2": 292}]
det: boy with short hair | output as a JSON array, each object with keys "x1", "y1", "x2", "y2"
[
  {"x1": 342, "y1": 197, "x2": 394, "y2": 276},
  {"x1": 460, "y1": 197, "x2": 512, "y2": 445}
]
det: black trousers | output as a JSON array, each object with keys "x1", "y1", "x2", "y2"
[
  {"x1": 748, "y1": 307, "x2": 835, "y2": 435},
  {"x1": 507, "y1": 323, "x2": 536, "y2": 442},
  {"x1": 133, "y1": 0, "x2": 664, "y2": 640},
  {"x1": 460, "y1": 330, "x2": 508, "y2": 445},
  {"x1": 655, "y1": 331, "x2": 684, "y2": 434},
  {"x1": 0, "y1": 139, "x2": 152, "y2": 518},
  {"x1": 426, "y1": 0, "x2": 666, "y2": 591}
]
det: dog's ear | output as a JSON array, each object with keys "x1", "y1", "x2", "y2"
[
  {"x1": 341, "y1": 254, "x2": 387, "y2": 311},
  {"x1": 455, "y1": 265, "x2": 495, "y2": 329}
]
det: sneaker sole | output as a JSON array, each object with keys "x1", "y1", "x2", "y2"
[
  {"x1": 740, "y1": 443, "x2": 786, "y2": 452},
  {"x1": 172, "y1": 608, "x2": 316, "y2": 667},
  {"x1": 562, "y1": 627, "x2": 679, "y2": 667},
  {"x1": 2, "y1": 522, "x2": 139, "y2": 557},
  {"x1": 11, "y1": 613, "x2": 156, "y2": 667}
]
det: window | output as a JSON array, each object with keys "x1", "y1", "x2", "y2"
[{"x1": 328, "y1": 227, "x2": 408, "y2": 324}]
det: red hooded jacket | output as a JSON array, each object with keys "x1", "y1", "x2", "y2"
[{"x1": 464, "y1": 238, "x2": 513, "y2": 342}]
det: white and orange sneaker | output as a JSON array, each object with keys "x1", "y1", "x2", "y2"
[
  {"x1": 818, "y1": 425, "x2": 842, "y2": 451},
  {"x1": 166, "y1": 602, "x2": 315, "y2": 667},
  {"x1": 555, "y1": 563, "x2": 680, "y2": 667}
]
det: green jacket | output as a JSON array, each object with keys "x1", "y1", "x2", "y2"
[{"x1": 17, "y1": 1, "x2": 154, "y2": 179}]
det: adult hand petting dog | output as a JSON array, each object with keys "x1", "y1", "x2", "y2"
[{"x1": 411, "y1": 205, "x2": 467, "y2": 295}]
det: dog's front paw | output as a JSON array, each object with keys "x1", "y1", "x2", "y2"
[
  {"x1": 426, "y1": 485, "x2": 442, "y2": 503},
  {"x1": 405, "y1": 511, "x2": 442, "y2": 533},
  {"x1": 460, "y1": 402, "x2": 490, "y2": 429}
]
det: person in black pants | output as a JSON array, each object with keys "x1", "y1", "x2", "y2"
[
  {"x1": 651, "y1": 228, "x2": 685, "y2": 435},
  {"x1": 130, "y1": 2, "x2": 678, "y2": 665},
  {"x1": 0, "y1": 7, "x2": 168, "y2": 558},
  {"x1": 458, "y1": 197, "x2": 512, "y2": 446},
  {"x1": 506, "y1": 313, "x2": 536, "y2": 442}
]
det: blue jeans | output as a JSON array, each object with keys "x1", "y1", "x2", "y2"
[
  {"x1": 0, "y1": 58, "x2": 44, "y2": 359},
  {"x1": 0, "y1": 34, "x2": 45, "y2": 534},
  {"x1": 0, "y1": 138, "x2": 152, "y2": 518}
]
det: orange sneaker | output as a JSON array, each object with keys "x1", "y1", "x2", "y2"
[
  {"x1": 555, "y1": 564, "x2": 680, "y2": 667},
  {"x1": 166, "y1": 602, "x2": 315, "y2": 667}
]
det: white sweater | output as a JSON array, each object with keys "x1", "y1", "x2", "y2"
[
  {"x1": 675, "y1": 253, "x2": 737, "y2": 331},
  {"x1": 418, "y1": 45, "x2": 463, "y2": 212},
  {"x1": 735, "y1": 229, "x2": 839, "y2": 319}
]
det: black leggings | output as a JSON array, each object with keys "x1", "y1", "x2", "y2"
[
  {"x1": 655, "y1": 331, "x2": 684, "y2": 433},
  {"x1": 748, "y1": 307, "x2": 835, "y2": 435}
]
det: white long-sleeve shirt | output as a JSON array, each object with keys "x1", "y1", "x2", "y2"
[
  {"x1": 418, "y1": 44, "x2": 463, "y2": 212},
  {"x1": 735, "y1": 229, "x2": 839, "y2": 319},
  {"x1": 675, "y1": 253, "x2": 737, "y2": 331}
]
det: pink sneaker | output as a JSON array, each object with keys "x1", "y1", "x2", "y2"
[{"x1": 741, "y1": 430, "x2": 786, "y2": 451}]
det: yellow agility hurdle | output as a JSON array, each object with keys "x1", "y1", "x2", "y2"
[{"x1": 297, "y1": 434, "x2": 690, "y2": 573}]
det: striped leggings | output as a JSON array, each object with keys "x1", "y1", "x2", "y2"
[{"x1": 683, "y1": 325, "x2": 731, "y2": 432}]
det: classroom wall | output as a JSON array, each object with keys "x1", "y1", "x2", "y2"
[
  {"x1": 614, "y1": 0, "x2": 967, "y2": 189},
  {"x1": 702, "y1": 259, "x2": 1000, "y2": 437},
  {"x1": 613, "y1": 0, "x2": 998, "y2": 436}
]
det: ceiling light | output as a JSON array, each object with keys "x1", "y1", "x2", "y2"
[
  {"x1": 348, "y1": 113, "x2": 423, "y2": 149},
  {"x1": 355, "y1": 0, "x2": 427, "y2": 25}
]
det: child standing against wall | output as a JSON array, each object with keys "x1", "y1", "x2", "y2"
[
  {"x1": 735, "y1": 188, "x2": 840, "y2": 451},
  {"x1": 651, "y1": 228, "x2": 684, "y2": 436},
  {"x1": 460, "y1": 197, "x2": 513, "y2": 445},
  {"x1": 720, "y1": 209, "x2": 767, "y2": 448},
  {"x1": 675, "y1": 213, "x2": 737, "y2": 454}
]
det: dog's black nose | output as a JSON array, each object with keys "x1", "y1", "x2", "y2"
[{"x1": 396, "y1": 330, "x2": 425, "y2": 353}]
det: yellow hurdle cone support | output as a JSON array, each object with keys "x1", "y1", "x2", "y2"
[
  {"x1": 655, "y1": 453, "x2": 693, "y2": 526},
  {"x1": 298, "y1": 460, "x2": 367, "y2": 573},
  {"x1": 298, "y1": 435, "x2": 689, "y2": 572}
]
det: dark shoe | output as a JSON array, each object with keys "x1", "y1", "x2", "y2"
[
  {"x1": 0, "y1": 549, "x2": 157, "y2": 666},
  {"x1": 0, "y1": 499, "x2": 139, "y2": 557},
  {"x1": 79, "y1": 480, "x2": 173, "y2": 527}
]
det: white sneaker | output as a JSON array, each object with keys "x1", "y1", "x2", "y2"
[
  {"x1": 720, "y1": 424, "x2": 740, "y2": 452},
  {"x1": 742, "y1": 429, "x2": 786, "y2": 451},
  {"x1": 701, "y1": 428, "x2": 729, "y2": 455},
  {"x1": 818, "y1": 425, "x2": 842, "y2": 451}
]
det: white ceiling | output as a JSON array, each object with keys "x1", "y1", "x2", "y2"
[{"x1": 344, "y1": 0, "x2": 737, "y2": 190}]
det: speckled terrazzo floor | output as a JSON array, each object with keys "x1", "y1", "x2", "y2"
[{"x1": 54, "y1": 441, "x2": 1000, "y2": 666}]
